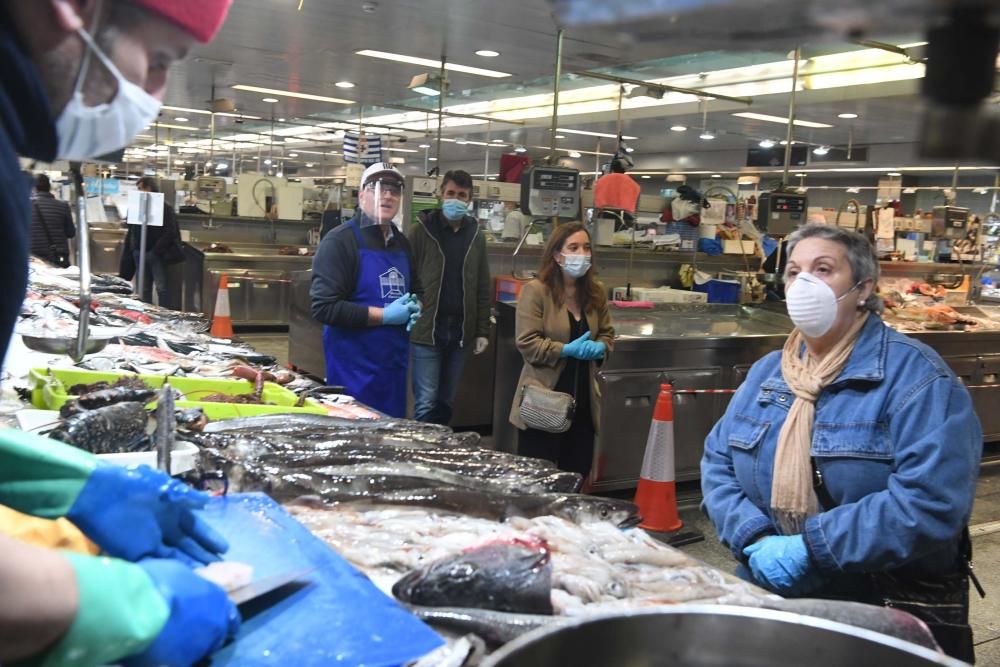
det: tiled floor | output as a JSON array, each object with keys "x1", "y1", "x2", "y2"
[{"x1": 239, "y1": 331, "x2": 1000, "y2": 663}]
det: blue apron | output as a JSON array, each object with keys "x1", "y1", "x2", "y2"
[{"x1": 323, "y1": 221, "x2": 410, "y2": 417}]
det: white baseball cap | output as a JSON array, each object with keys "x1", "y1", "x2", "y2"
[{"x1": 361, "y1": 162, "x2": 404, "y2": 189}]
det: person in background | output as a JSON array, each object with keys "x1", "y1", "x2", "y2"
[
  {"x1": 0, "y1": 0, "x2": 237, "y2": 665},
  {"x1": 508, "y1": 222, "x2": 614, "y2": 480},
  {"x1": 502, "y1": 202, "x2": 527, "y2": 241},
  {"x1": 311, "y1": 162, "x2": 421, "y2": 417},
  {"x1": 407, "y1": 169, "x2": 491, "y2": 424},
  {"x1": 701, "y1": 223, "x2": 982, "y2": 662},
  {"x1": 120, "y1": 176, "x2": 183, "y2": 307},
  {"x1": 30, "y1": 173, "x2": 76, "y2": 267}
]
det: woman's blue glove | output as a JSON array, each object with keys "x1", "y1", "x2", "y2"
[
  {"x1": 383, "y1": 292, "x2": 419, "y2": 326},
  {"x1": 743, "y1": 535, "x2": 818, "y2": 595},
  {"x1": 560, "y1": 332, "x2": 592, "y2": 360},
  {"x1": 67, "y1": 463, "x2": 229, "y2": 565},
  {"x1": 123, "y1": 559, "x2": 241, "y2": 667},
  {"x1": 581, "y1": 340, "x2": 606, "y2": 361}
]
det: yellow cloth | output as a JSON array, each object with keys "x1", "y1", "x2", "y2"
[
  {"x1": 0, "y1": 504, "x2": 100, "y2": 554},
  {"x1": 771, "y1": 313, "x2": 869, "y2": 534}
]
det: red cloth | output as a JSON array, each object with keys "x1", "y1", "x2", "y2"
[
  {"x1": 133, "y1": 0, "x2": 232, "y2": 43},
  {"x1": 594, "y1": 173, "x2": 640, "y2": 213},
  {"x1": 499, "y1": 154, "x2": 531, "y2": 183}
]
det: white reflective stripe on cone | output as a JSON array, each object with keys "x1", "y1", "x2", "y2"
[{"x1": 639, "y1": 420, "x2": 675, "y2": 483}]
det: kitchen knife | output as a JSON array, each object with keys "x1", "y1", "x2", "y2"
[{"x1": 227, "y1": 567, "x2": 315, "y2": 606}]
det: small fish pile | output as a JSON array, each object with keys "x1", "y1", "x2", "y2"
[{"x1": 287, "y1": 503, "x2": 772, "y2": 647}]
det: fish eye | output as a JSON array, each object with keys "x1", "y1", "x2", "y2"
[{"x1": 599, "y1": 505, "x2": 610, "y2": 518}]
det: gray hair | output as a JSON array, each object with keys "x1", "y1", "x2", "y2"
[{"x1": 785, "y1": 222, "x2": 883, "y2": 314}]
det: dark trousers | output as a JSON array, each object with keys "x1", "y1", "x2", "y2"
[
  {"x1": 133, "y1": 250, "x2": 168, "y2": 306},
  {"x1": 518, "y1": 412, "x2": 595, "y2": 479}
]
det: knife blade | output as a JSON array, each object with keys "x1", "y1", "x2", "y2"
[{"x1": 227, "y1": 567, "x2": 315, "y2": 606}]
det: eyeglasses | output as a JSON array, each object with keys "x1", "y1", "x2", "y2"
[{"x1": 365, "y1": 180, "x2": 403, "y2": 196}]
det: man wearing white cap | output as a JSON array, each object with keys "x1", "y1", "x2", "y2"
[{"x1": 311, "y1": 162, "x2": 422, "y2": 417}]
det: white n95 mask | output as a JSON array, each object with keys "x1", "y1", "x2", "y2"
[
  {"x1": 785, "y1": 272, "x2": 859, "y2": 338},
  {"x1": 56, "y1": 27, "x2": 161, "y2": 160}
]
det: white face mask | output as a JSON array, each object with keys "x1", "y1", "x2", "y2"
[
  {"x1": 56, "y1": 27, "x2": 162, "y2": 160},
  {"x1": 560, "y1": 253, "x2": 592, "y2": 279},
  {"x1": 785, "y1": 272, "x2": 861, "y2": 338}
]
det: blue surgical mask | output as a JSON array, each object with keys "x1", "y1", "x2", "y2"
[
  {"x1": 561, "y1": 253, "x2": 592, "y2": 279},
  {"x1": 442, "y1": 198, "x2": 469, "y2": 221}
]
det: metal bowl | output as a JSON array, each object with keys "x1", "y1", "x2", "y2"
[
  {"x1": 482, "y1": 606, "x2": 964, "y2": 667},
  {"x1": 20, "y1": 335, "x2": 110, "y2": 357}
]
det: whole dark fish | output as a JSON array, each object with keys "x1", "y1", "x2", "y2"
[
  {"x1": 393, "y1": 537, "x2": 554, "y2": 614},
  {"x1": 408, "y1": 605, "x2": 560, "y2": 648},
  {"x1": 49, "y1": 401, "x2": 150, "y2": 454}
]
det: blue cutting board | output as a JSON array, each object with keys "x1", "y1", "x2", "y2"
[{"x1": 202, "y1": 493, "x2": 444, "y2": 666}]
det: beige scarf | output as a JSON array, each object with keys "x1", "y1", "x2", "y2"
[{"x1": 770, "y1": 312, "x2": 870, "y2": 534}]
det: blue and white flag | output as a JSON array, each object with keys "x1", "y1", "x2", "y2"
[{"x1": 343, "y1": 132, "x2": 383, "y2": 165}]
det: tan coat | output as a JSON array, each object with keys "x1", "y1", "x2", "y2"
[{"x1": 508, "y1": 279, "x2": 615, "y2": 431}]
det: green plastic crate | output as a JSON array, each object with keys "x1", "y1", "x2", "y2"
[{"x1": 30, "y1": 368, "x2": 328, "y2": 419}]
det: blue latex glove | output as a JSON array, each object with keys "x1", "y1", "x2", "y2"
[
  {"x1": 383, "y1": 292, "x2": 419, "y2": 326},
  {"x1": 581, "y1": 340, "x2": 606, "y2": 361},
  {"x1": 743, "y1": 535, "x2": 817, "y2": 594},
  {"x1": 560, "y1": 332, "x2": 592, "y2": 360},
  {"x1": 67, "y1": 463, "x2": 229, "y2": 565},
  {"x1": 123, "y1": 559, "x2": 241, "y2": 667},
  {"x1": 406, "y1": 298, "x2": 422, "y2": 332}
]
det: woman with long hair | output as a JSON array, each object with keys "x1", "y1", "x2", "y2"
[{"x1": 508, "y1": 222, "x2": 614, "y2": 479}]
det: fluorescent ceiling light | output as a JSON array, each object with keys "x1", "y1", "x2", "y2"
[
  {"x1": 699, "y1": 131, "x2": 715, "y2": 140},
  {"x1": 492, "y1": 138, "x2": 504, "y2": 143},
  {"x1": 556, "y1": 128, "x2": 638, "y2": 140},
  {"x1": 306, "y1": 162, "x2": 315, "y2": 167},
  {"x1": 554, "y1": 134, "x2": 566, "y2": 139},
  {"x1": 711, "y1": 174, "x2": 722, "y2": 178},
  {"x1": 175, "y1": 117, "x2": 189, "y2": 122},
  {"x1": 514, "y1": 146, "x2": 527, "y2": 153},
  {"x1": 356, "y1": 49, "x2": 511, "y2": 78},
  {"x1": 759, "y1": 139, "x2": 775, "y2": 148},
  {"x1": 418, "y1": 144, "x2": 430, "y2": 148},
  {"x1": 262, "y1": 97, "x2": 279, "y2": 103},
  {"x1": 837, "y1": 113, "x2": 859, "y2": 119},
  {"x1": 263, "y1": 159, "x2": 271, "y2": 165},
  {"x1": 335, "y1": 81, "x2": 355, "y2": 88},
  {"x1": 288, "y1": 153, "x2": 298, "y2": 157},
  {"x1": 812, "y1": 146, "x2": 830, "y2": 155},
  {"x1": 887, "y1": 172, "x2": 902, "y2": 176},
  {"x1": 429, "y1": 157, "x2": 438, "y2": 161},
  {"x1": 795, "y1": 173, "x2": 807, "y2": 177},
  {"x1": 641, "y1": 175, "x2": 651, "y2": 179},
  {"x1": 670, "y1": 125, "x2": 687, "y2": 132},
  {"x1": 411, "y1": 86, "x2": 441, "y2": 97},
  {"x1": 475, "y1": 50, "x2": 500, "y2": 57},
  {"x1": 568, "y1": 151, "x2": 582, "y2": 158},
  {"x1": 233, "y1": 84, "x2": 355, "y2": 105},
  {"x1": 732, "y1": 112, "x2": 834, "y2": 128}
]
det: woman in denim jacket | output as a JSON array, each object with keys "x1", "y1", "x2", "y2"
[{"x1": 701, "y1": 223, "x2": 982, "y2": 662}]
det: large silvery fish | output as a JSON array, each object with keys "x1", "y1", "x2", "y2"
[{"x1": 393, "y1": 536, "x2": 554, "y2": 615}]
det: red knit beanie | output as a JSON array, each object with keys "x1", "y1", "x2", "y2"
[{"x1": 131, "y1": 0, "x2": 233, "y2": 43}]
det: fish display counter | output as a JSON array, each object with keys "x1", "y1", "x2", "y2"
[{"x1": 494, "y1": 300, "x2": 1000, "y2": 493}]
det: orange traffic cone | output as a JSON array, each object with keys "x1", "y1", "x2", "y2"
[
  {"x1": 210, "y1": 274, "x2": 234, "y2": 338},
  {"x1": 633, "y1": 383, "x2": 683, "y2": 533}
]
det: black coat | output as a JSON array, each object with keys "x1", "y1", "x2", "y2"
[
  {"x1": 30, "y1": 192, "x2": 76, "y2": 263},
  {"x1": 119, "y1": 203, "x2": 183, "y2": 280}
]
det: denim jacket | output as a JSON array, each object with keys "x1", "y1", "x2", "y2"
[{"x1": 701, "y1": 315, "x2": 982, "y2": 577}]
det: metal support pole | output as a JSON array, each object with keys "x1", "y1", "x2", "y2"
[
  {"x1": 484, "y1": 122, "x2": 492, "y2": 180},
  {"x1": 73, "y1": 173, "x2": 92, "y2": 363},
  {"x1": 136, "y1": 192, "x2": 150, "y2": 302},
  {"x1": 435, "y1": 58, "x2": 446, "y2": 167},
  {"x1": 548, "y1": 29, "x2": 564, "y2": 165},
  {"x1": 782, "y1": 47, "x2": 801, "y2": 185}
]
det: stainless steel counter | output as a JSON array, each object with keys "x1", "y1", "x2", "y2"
[{"x1": 493, "y1": 301, "x2": 1000, "y2": 493}]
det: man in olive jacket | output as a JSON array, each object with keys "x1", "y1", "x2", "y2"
[{"x1": 407, "y1": 169, "x2": 491, "y2": 424}]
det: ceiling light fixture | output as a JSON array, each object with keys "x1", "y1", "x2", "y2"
[
  {"x1": 554, "y1": 134, "x2": 566, "y2": 139},
  {"x1": 556, "y1": 128, "x2": 637, "y2": 140},
  {"x1": 759, "y1": 139, "x2": 776, "y2": 148},
  {"x1": 262, "y1": 97, "x2": 279, "y2": 103},
  {"x1": 514, "y1": 146, "x2": 527, "y2": 153},
  {"x1": 568, "y1": 151, "x2": 582, "y2": 158},
  {"x1": 699, "y1": 131, "x2": 716, "y2": 140},
  {"x1": 162, "y1": 105, "x2": 261, "y2": 120},
  {"x1": 235, "y1": 85, "x2": 355, "y2": 105},
  {"x1": 887, "y1": 172, "x2": 902, "y2": 177},
  {"x1": 732, "y1": 112, "x2": 834, "y2": 128},
  {"x1": 428, "y1": 157, "x2": 438, "y2": 161},
  {"x1": 475, "y1": 50, "x2": 500, "y2": 57},
  {"x1": 412, "y1": 86, "x2": 441, "y2": 97},
  {"x1": 175, "y1": 117, "x2": 189, "y2": 122},
  {"x1": 335, "y1": 81, "x2": 355, "y2": 88},
  {"x1": 711, "y1": 174, "x2": 722, "y2": 178},
  {"x1": 288, "y1": 153, "x2": 298, "y2": 157},
  {"x1": 492, "y1": 138, "x2": 504, "y2": 143},
  {"x1": 263, "y1": 159, "x2": 271, "y2": 165},
  {"x1": 837, "y1": 113, "x2": 859, "y2": 119},
  {"x1": 356, "y1": 49, "x2": 511, "y2": 78},
  {"x1": 418, "y1": 143, "x2": 431, "y2": 148},
  {"x1": 641, "y1": 175, "x2": 651, "y2": 179},
  {"x1": 812, "y1": 146, "x2": 830, "y2": 155},
  {"x1": 670, "y1": 125, "x2": 687, "y2": 132},
  {"x1": 306, "y1": 162, "x2": 315, "y2": 168}
]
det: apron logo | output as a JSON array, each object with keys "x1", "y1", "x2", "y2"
[{"x1": 379, "y1": 267, "x2": 405, "y2": 300}]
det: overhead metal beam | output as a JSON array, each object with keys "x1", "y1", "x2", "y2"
[
  {"x1": 577, "y1": 70, "x2": 753, "y2": 106},
  {"x1": 380, "y1": 102, "x2": 525, "y2": 125}
]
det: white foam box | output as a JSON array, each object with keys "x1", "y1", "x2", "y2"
[
  {"x1": 722, "y1": 240, "x2": 756, "y2": 254},
  {"x1": 613, "y1": 287, "x2": 707, "y2": 303}
]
